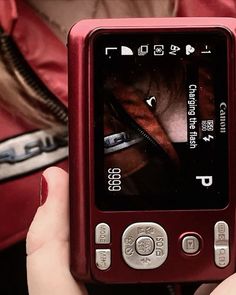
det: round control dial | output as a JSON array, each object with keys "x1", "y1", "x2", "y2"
[{"x1": 122, "y1": 222, "x2": 168, "y2": 269}]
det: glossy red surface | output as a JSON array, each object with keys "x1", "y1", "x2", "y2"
[{"x1": 68, "y1": 18, "x2": 236, "y2": 284}]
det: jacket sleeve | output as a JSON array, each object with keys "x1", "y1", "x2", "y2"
[{"x1": 177, "y1": 0, "x2": 236, "y2": 17}]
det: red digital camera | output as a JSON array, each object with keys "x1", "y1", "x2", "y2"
[{"x1": 68, "y1": 18, "x2": 236, "y2": 284}]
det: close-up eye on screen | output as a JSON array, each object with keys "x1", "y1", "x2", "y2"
[{"x1": 93, "y1": 30, "x2": 228, "y2": 211}]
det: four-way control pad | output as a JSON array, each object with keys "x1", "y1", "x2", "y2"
[{"x1": 122, "y1": 222, "x2": 168, "y2": 269}]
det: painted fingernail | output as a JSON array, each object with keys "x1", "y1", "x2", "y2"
[{"x1": 39, "y1": 175, "x2": 48, "y2": 206}]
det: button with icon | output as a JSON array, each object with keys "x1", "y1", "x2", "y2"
[{"x1": 182, "y1": 235, "x2": 200, "y2": 254}]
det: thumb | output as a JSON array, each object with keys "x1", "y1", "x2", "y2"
[
  {"x1": 194, "y1": 283, "x2": 218, "y2": 295},
  {"x1": 210, "y1": 273, "x2": 236, "y2": 295},
  {"x1": 26, "y1": 167, "x2": 87, "y2": 295}
]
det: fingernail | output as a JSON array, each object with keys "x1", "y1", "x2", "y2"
[{"x1": 39, "y1": 175, "x2": 48, "y2": 206}]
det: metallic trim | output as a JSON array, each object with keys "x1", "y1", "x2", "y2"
[
  {"x1": 0, "y1": 128, "x2": 68, "y2": 181},
  {"x1": 104, "y1": 131, "x2": 143, "y2": 154}
]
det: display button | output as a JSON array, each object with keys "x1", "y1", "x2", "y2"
[
  {"x1": 95, "y1": 249, "x2": 111, "y2": 270},
  {"x1": 122, "y1": 222, "x2": 168, "y2": 269},
  {"x1": 214, "y1": 221, "x2": 229, "y2": 268},
  {"x1": 136, "y1": 236, "x2": 155, "y2": 256},
  {"x1": 95, "y1": 223, "x2": 110, "y2": 244},
  {"x1": 182, "y1": 235, "x2": 200, "y2": 254}
]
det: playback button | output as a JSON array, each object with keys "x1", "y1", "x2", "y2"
[
  {"x1": 182, "y1": 235, "x2": 200, "y2": 254},
  {"x1": 214, "y1": 221, "x2": 229, "y2": 268}
]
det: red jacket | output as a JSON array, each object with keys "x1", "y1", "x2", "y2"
[
  {"x1": 177, "y1": 0, "x2": 236, "y2": 17},
  {"x1": 0, "y1": 0, "x2": 67, "y2": 250}
]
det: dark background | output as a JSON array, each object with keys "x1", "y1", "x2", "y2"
[{"x1": 0, "y1": 241, "x2": 199, "y2": 294}]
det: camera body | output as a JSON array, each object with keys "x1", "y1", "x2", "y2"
[{"x1": 68, "y1": 18, "x2": 236, "y2": 284}]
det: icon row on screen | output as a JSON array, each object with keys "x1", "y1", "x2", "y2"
[{"x1": 105, "y1": 44, "x2": 211, "y2": 56}]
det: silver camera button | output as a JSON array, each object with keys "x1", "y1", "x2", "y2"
[
  {"x1": 214, "y1": 221, "x2": 229, "y2": 268},
  {"x1": 122, "y1": 222, "x2": 168, "y2": 269},
  {"x1": 95, "y1": 249, "x2": 111, "y2": 270},
  {"x1": 182, "y1": 235, "x2": 200, "y2": 254},
  {"x1": 95, "y1": 223, "x2": 111, "y2": 244},
  {"x1": 135, "y1": 236, "x2": 155, "y2": 256}
]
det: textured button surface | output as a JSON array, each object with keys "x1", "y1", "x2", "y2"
[
  {"x1": 182, "y1": 235, "x2": 200, "y2": 254},
  {"x1": 122, "y1": 222, "x2": 168, "y2": 269},
  {"x1": 214, "y1": 221, "x2": 229, "y2": 268},
  {"x1": 136, "y1": 236, "x2": 155, "y2": 256},
  {"x1": 95, "y1": 249, "x2": 111, "y2": 270},
  {"x1": 95, "y1": 223, "x2": 110, "y2": 244}
]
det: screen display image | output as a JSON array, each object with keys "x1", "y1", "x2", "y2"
[{"x1": 93, "y1": 30, "x2": 228, "y2": 210}]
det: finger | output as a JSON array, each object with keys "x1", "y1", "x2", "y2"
[
  {"x1": 26, "y1": 167, "x2": 69, "y2": 255},
  {"x1": 194, "y1": 283, "x2": 218, "y2": 295},
  {"x1": 210, "y1": 273, "x2": 236, "y2": 295},
  {"x1": 26, "y1": 167, "x2": 87, "y2": 295}
]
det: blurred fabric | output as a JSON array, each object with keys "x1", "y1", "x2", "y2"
[{"x1": 177, "y1": 0, "x2": 236, "y2": 17}]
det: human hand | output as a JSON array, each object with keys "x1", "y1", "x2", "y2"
[
  {"x1": 194, "y1": 274, "x2": 236, "y2": 295},
  {"x1": 26, "y1": 166, "x2": 236, "y2": 295},
  {"x1": 26, "y1": 167, "x2": 87, "y2": 295}
]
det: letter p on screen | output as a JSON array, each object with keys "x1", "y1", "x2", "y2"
[{"x1": 196, "y1": 176, "x2": 213, "y2": 187}]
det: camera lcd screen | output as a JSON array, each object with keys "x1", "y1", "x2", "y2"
[{"x1": 93, "y1": 29, "x2": 228, "y2": 210}]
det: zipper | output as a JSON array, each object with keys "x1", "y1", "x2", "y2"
[
  {"x1": 0, "y1": 29, "x2": 68, "y2": 124},
  {"x1": 107, "y1": 94, "x2": 170, "y2": 161}
]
